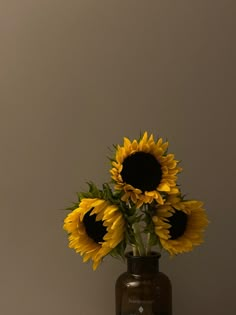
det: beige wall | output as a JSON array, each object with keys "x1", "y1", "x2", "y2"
[{"x1": 1, "y1": 1, "x2": 235, "y2": 314}]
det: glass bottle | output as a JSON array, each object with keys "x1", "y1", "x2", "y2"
[{"x1": 115, "y1": 252, "x2": 172, "y2": 315}]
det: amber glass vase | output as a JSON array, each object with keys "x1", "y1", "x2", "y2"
[{"x1": 115, "y1": 252, "x2": 172, "y2": 315}]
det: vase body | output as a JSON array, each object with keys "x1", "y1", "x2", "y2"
[{"x1": 115, "y1": 252, "x2": 172, "y2": 315}]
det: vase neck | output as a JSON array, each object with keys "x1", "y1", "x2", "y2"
[{"x1": 126, "y1": 252, "x2": 161, "y2": 275}]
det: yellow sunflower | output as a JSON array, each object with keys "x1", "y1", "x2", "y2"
[
  {"x1": 110, "y1": 132, "x2": 182, "y2": 208},
  {"x1": 63, "y1": 198, "x2": 125, "y2": 270},
  {"x1": 152, "y1": 195, "x2": 209, "y2": 255}
]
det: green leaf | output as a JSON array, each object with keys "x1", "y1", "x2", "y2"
[
  {"x1": 148, "y1": 233, "x2": 159, "y2": 246},
  {"x1": 109, "y1": 240, "x2": 126, "y2": 260}
]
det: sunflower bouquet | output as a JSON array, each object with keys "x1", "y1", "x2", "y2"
[{"x1": 63, "y1": 132, "x2": 208, "y2": 270}]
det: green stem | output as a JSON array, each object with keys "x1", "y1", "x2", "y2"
[
  {"x1": 132, "y1": 223, "x2": 145, "y2": 256},
  {"x1": 132, "y1": 245, "x2": 138, "y2": 256},
  {"x1": 144, "y1": 204, "x2": 153, "y2": 255},
  {"x1": 146, "y1": 232, "x2": 151, "y2": 255}
]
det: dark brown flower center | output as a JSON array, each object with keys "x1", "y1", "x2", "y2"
[
  {"x1": 83, "y1": 208, "x2": 107, "y2": 243},
  {"x1": 120, "y1": 152, "x2": 162, "y2": 192},
  {"x1": 168, "y1": 210, "x2": 188, "y2": 240}
]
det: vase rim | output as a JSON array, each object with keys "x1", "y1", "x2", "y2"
[{"x1": 125, "y1": 251, "x2": 161, "y2": 259}]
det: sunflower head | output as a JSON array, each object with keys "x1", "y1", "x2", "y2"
[
  {"x1": 63, "y1": 184, "x2": 126, "y2": 270},
  {"x1": 152, "y1": 195, "x2": 209, "y2": 255},
  {"x1": 110, "y1": 132, "x2": 182, "y2": 207}
]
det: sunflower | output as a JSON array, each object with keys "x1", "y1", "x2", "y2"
[
  {"x1": 110, "y1": 132, "x2": 182, "y2": 208},
  {"x1": 152, "y1": 195, "x2": 209, "y2": 255},
  {"x1": 63, "y1": 198, "x2": 125, "y2": 270}
]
